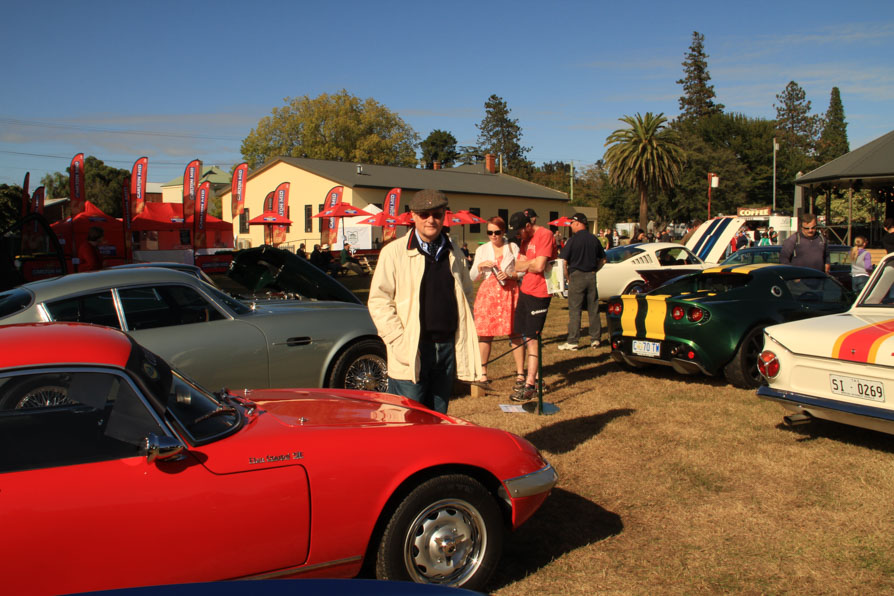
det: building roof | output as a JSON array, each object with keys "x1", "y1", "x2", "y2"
[
  {"x1": 161, "y1": 165, "x2": 231, "y2": 187},
  {"x1": 245, "y1": 156, "x2": 569, "y2": 202},
  {"x1": 797, "y1": 129, "x2": 894, "y2": 189}
]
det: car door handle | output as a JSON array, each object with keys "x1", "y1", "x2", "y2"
[{"x1": 286, "y1": 337, "x2": 312, "y2": 347}]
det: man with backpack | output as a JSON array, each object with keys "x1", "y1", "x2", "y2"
[{"x1": 779, "y1": 213, "x2": 830, "y2": 273}]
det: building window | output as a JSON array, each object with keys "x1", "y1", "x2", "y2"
[
  {"x1": 318, "y1": 204, "x2": 324, "y2": 233},
  {"x1": 549, "y1": 211, "x2": 559, "y2": 232},
  {"x1": 498, "y1": 209, "x2": 508, "y2": 225},
  {"x1": 305, "y1": 205, "x2": 312, "y2": 233},
  {"x1": 470, "y1": 207, "x2": 481, "y2": 234},
  {"x1": 239, "y1": 209, "x2": 250, "y2": 234}
]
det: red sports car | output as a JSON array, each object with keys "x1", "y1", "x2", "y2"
[{"x1": 0, "y1": 323, "x2": 556, "y2": 594}]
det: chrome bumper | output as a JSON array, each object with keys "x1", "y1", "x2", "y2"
[{"x1": 500, "y1": 463, "x2": 558, "y2": 499}]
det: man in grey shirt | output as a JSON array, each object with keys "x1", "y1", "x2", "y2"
[{"x1": 779, "y1": 213, "x2": 830, "y2": 273}]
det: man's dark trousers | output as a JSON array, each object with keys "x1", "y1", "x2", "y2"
[{"x1": 567, "y1": 269, "x2": 600, "y2": 344}]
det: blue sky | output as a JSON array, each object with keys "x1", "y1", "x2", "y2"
[{"x1": 2, "y1": 0, "x2": 892, "y2": 190}]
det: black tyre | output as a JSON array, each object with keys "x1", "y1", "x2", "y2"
[
  {"x1": 0, "y1": 374, "x2": 72, "y2": 410},
  {"x1": 624, "y1": 281, "x2": 646, "y2": 294},
  {"x1": 375, "y1": 474, "x2": 503, "y2": 590},
  {"x1": 723, "y1": 326, "x2": 765, "y2": 389},
  {"x1": 328, "y1": 339, "x2": 387, "y2": 392}
]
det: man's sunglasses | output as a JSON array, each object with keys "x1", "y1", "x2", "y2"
[
  {"x1": 486, "y1": 230, "x2": 503, "y2": 236},
  {"x1": 802, "y1": 225, "x2": 817, "y2": 230},
  {"x1": 414, "y1": 210, "x2": 445, "y2": 220}
]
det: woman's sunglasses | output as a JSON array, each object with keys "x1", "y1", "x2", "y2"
[{"x1": 486, "y1": 230, "x2": 503, "y2": 236}]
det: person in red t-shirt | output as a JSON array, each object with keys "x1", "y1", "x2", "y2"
[
  {"x1": 77, "y1": 226, "x2": 105, "y2": 272},
  {"x1": 507, "y1": 211, "x2": 556, "y2": 402}
]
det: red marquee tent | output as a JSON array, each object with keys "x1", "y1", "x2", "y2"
[
  {"x1": 131, "y1": 203, "x2": 233, "y2": 249},
  {"x1": 50, "y1": 201, "x2": 125, "y2": 262}
]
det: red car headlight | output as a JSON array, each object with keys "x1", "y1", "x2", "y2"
[
  {"x1": 608, "y1": 302, "x2": 622, "y2": 316},
  {"x1": 758, "y1": 350, "x2": 779, "y2": 379}
]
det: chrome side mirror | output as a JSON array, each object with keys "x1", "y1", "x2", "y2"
[{"x1": 142, "y1": 433, "x2": 185, "y2": 463}]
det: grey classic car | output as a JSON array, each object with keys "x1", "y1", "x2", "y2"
[{"x1": 0, "y1": 268, "x2": 386, "y2": 392}]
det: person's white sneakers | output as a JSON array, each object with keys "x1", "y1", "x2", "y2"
[
  {"x1": 557, "y1": 342, "x2": 579, "y2": 351},
  {"x1": 590, "y1": 340, "x2": 601, "y2": 348}
]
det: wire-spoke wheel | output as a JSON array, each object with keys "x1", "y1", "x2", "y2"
[
  {"x1": 0, "y1": 375, "x2": 72, "y2": 410},
  {"x1": 328, "y1": 339, "x2": 387, "y2": 392},
  {"x1": 376, "y1": 475, "x2": 502, "y2": 591}
]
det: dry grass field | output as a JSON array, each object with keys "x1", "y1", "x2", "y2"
[{"x1": 438, "y1": 296, "x2": 894, "y2": 595}]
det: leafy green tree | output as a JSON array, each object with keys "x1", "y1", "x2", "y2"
[
  {"x1": 240, "y1": 90, "x2": 419, "y2": 169},
  {"x1": 475, "y1": 94, "x2": 530, "y2": 174},
  {"x1": 528, "y1": 161, "x2": 571, "y2": 195},
  {"x1": 817, "y1": 86, "x2": 849, "y2": 164},
  {"x1": 676, "y1": 31, "x2": 724, "y2": 121},
  {"x1": 603, "y1": 113, "x2": 685, "y2": 230},
  {"x1": 456, "y1": 145, "x2": 483, "y2": 165},
  {"x1": 0, "y1": 184, "x2": 24, "y2": 230},
  {"x1": 829, "y1": 189, "x2": 879, "y2": 224},
  {"x1": 39, "y1": 156, "x2": 129, "y2": 217},
  {"x1": 40, "y1": 171, "x2": 68, "y2": 200},
  {"x1": 419, "y1": 129, "x2": 458, "y2": 169},
  {"x1": 774, "y1": 81, "x2": 820, "y2": 205}
]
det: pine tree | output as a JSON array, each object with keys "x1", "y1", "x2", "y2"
[
  {"x1": 774, "y1": 81, "x2": 819, "y2": 155},
  {"x1": 419, "y1": 129, "x2": 458, "y2": 169},
  {"x1": 817, "y1": 87, "x2": 849, "y2": 163},
  {"x1": 475, "y1": 94, "x2": 530, "y2": 171},
  {"x1": 676, "y1": 31, "x2": 724, "y2": 120}
]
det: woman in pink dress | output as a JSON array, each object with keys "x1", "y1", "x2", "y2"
[{"x1": 470, "y1": 217, "x2": 524, "y2": 387}]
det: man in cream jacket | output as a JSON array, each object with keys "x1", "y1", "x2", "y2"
[{"x1": 368, "y1": 189, "x2": 482, "y2": 413}]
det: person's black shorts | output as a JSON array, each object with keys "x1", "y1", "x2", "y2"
[{"x1": 514, "y1": 291, "x2": 551, "y2": 340}]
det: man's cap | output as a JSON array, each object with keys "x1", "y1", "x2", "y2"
[
  {"x1": 321, "y1": 243, "x2": 330, "y2": 250},
  {"x1": 409, "y1": 189, "x2": 448, "y2": 211},
  {"x1": 508, "y1": 211, "x2": 531, "y2": 231},
  {"x1": 523, "y1": 208, "x2": 537, "y2": 218},
  {"x1": 571, "y1": 213, "x2": 588, "y2": 225}
]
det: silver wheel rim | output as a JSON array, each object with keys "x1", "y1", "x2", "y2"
[
  {"x1": 16, "y1": 386, "x2": 71, "y2": 409},
  {"x1": 344, "y1": 354, "x2": 387, "y2": 392},
  {"x1": 403, "y1": 498, "x2": 486, "y2": 586}
]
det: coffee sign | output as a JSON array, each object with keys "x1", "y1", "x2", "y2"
[{"x1": 737, "y1": 207, "x2": 772, "y2": 217}]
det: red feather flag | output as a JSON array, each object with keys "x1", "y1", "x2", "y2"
[
  {"x1": 130, "y1": 157, "x2": 148, "y2": 216},
  {"x1": 272, "y1": 182, "x2": 290, "y2": 245},
  {"x1": 69, "y1": 154, "x2": 86, "y2": 215},
  {"x1": 195, "y1": 181, "x2": 211, "y2": 248},
  {"x1": 325, "y1": 186, "x2": 343, "y2": 246},
  {"x1": 21, "y1": 172, "x2": 30, "y2": 218},
  {"x1": 182, "y1": 159, "x2": 202, "y2": 220},
  {"x1": 231, "y1": 163, "x2": 248, "y2": 219},
  {"x1": 383, "y1": 188, "x2": 401, "y2": 243}
]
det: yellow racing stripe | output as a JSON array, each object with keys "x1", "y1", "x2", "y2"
[
  {"x1": 644, "y1": 295, "x2": 668, "y2": 339},
  {"x1": 620, "y1": 295, "x2": 639, "y2": 337}
]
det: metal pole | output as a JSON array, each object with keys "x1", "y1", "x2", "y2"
[
  {"x1": 536, "y1": 331, "x2": 544, "y2": 415},
  {"x1": 570, "y1": 161, "x2": 574, "y2": 204},
  {"x1": 772, "y1": 138, "x2": 778, "y2": 212},
  {"x1": 848, "y1": 188, "x2": 853, "y2": 245},
  {"x1": 707, "y1": 174, "x2": 712, "y2": 219}
]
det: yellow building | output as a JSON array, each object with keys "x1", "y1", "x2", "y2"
[{"x1": 214, "y1": 157, "x2": 572, "y2": 250}]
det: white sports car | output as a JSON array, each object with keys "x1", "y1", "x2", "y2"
[
  {"x1": 758, "y1": 252, "x2": 894, "y2": 435},
  {"x1": 593, "y1": 216, "x2": 744, "y2": 301}
]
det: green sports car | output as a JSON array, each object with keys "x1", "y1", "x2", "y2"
[{"x1": 606, "y1": 263, "x2": 853, "y2": 388}]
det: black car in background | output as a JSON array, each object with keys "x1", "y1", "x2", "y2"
[{"x1": 719, "y1": 244, "x2": 854, "y2": 288}]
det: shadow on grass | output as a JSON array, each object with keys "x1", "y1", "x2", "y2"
[
  {"x1": 486, "y1": 487, "x2": 623, "y2": 591},
  {"x1": 523, "y1": 409, "x2": 635, "y2": 454},
  {"x1": 775, "y1": 418, "x2": 894, "y2": 452}
]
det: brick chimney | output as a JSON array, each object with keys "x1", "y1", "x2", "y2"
[
  {"x1": 433, "y1": 160, "x2": 441, "y2": 170},
  {"x1": 485, "y1": 153, "x2": 496, "y2": 174}
]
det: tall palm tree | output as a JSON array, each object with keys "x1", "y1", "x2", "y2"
[{"x1": 604, "y1": 113, "x2": 685, "y2": 232}]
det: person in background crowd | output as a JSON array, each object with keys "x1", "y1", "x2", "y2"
[
  {"x1": 461, "y1": 242, "x2": 473, "y2": 269},
  {"x1": 508, "y1": 211, "x2": 556, "y2": 402},
  {"x1": 659, "y1": 227, "x2": 671, "y2": 243},
  {"x1": 883, "y1": 219, "x2": 894, "y2": 254},
  {"x1": 780, "y1": 213, "x2": 830, "y2": 273},
  {"x1": 309, "y1": 244, "x2": 325, "y2": 270},
  {"x1": 756, "y1": 230, "x2": 771, "y2": 246},
  {"x1": 557, "y1": 213, "x2": 606, "y2": 351},
  {"x1": 340, "y1": 243, "x2": 364, "y2": 275},
  {"x1": 767, "y1": 227, "x2": 778, "y2": 245},
  {"x1": 296, "y1": 243, "x2": 307, "y2": 259},
  {"x1": 597, "y1": 229, "x2": 609, "y2": 249},
  {"x1": 611, "y1": 228, "x2": 620, "y2": 247},
  {"x1": 631, "y1": 229, "x2": 647, "y2": 244},
  {"x1": 320, "y1": 244, "x2": 340, "y2": 274},
  {"x1": 553, "y1": 229, "x2": 565, "y2": 251},
  {"x1": 470, "y1": 216, "x2": 523, "y2": 388},
  {"x1": 78, "y1": 226, "x2": 104, "y2": 272},
  {"x1": 368, "y1": 189, "x2": 480, "y2": 414},
  {"x1": 850, "y1": 236, "x2": 873, "y2": 292}
]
